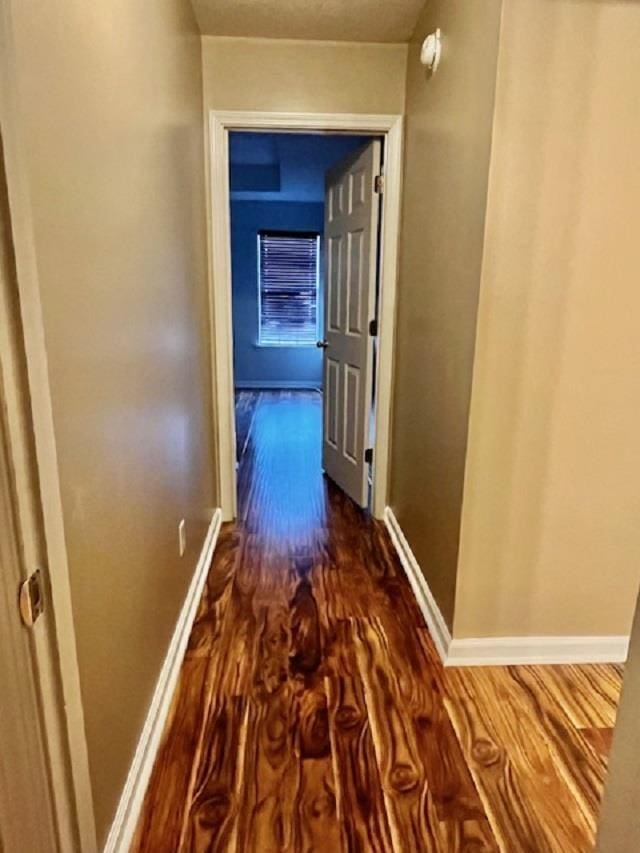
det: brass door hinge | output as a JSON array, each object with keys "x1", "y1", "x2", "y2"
[
  {"x1": 19, "y1": 569, "x2": 44, "y2": 627},
  {"x1": 374, "y1": 174, "x2": 384, "y2": 194}
]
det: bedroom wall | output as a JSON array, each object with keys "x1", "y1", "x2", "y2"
[
  {"x1": 389, "y1": 0, "x2": 504, "y2": 630},
  {"x1": 230, "y1": 133, "x2": 367, "y2": 388},
  {"x1": 201, "y1": 36, "x2": 408, "y2": 115},
  {"x1": 231, "y1": 201, "x2": 324, "y2": 387},
  {"x1": 9, "y1": 0, "x2": 214, "y2": 842},
  {"x1": 455, "y1": 0, "x2": 640, "y2": 640}
]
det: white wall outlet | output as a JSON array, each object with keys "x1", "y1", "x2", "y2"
[{"x1": 178, "y1": 519, "x2": 186, "y2": 557}]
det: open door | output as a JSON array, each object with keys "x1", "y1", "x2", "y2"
[
  {"x1": 320, "y1": 140, "x2": 382, "y2": 507},
  {"x1": 0, "y1": 135, "x2": 60, "y2": 850}
]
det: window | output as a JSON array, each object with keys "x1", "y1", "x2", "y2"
[{"x1": 258, "y1": 231, "x2": 320, "y2": 346}]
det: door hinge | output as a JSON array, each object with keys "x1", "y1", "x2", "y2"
[
  {"x1": 374, "y1": 174, "x2": 384, "y2": 194},
  {"x1": 369, "y1": 318, "x2": 378, "y2": 337},
  {"x1": 364, "y1": 447, "x2": 374, "y2": 464},
  {"x1": 19, "y1": 569, "x2": 45, "y2": 627}
]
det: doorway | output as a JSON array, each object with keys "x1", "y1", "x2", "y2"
[
  {"x1": 207, "y1": 111, "x2": 403, "y2": 521},
  {"x1": 228, "y1": 130, "x2": 383, "y2": 510}
]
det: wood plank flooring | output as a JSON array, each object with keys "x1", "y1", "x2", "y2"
[{"x1": 133, "y1": 390, "x2": 622, "y2": 852}]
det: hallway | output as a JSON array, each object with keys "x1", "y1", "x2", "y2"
[{"x1": 134, "y1": 391, "x2": 621, "y2": 852}]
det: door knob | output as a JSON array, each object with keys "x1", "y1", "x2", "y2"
[{"x1": 316, "y1": 340, "x2": 329, "y2": 349}]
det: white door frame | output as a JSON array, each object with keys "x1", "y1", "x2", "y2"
[{"x1": 207, "y1": 110, "x2": 404, "y2": 521}]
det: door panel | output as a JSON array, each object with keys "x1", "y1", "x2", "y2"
[
  {"x1": 0, "y1": 135, "x2": 60, "y2": 850},
  {"x1": 346, "y1": 229, "x2": 364, "y2": 335},
  {"x1": 0, "y1": 128, "x2": 60, "y2": 853},
  {"x1": 0, "y1": 409, "x2": 59, "y2": 853},
  {"x1": 325, "y1": 357, "x2": 340, "y2": 449},
  {"x1": 327, "y1": 236, "x2": 342, "y2": 333},
  {"x1": 343, "y1": 364, "x2": 360, "y2": 463},
  {"x1": 321, "y1": 140, "x2": 381, "y2": 507}
]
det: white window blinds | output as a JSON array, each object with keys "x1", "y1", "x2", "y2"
[{"x1": 258, "y1": 231, "x2": 320, "y2": 346}]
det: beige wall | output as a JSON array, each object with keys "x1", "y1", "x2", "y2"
[
  {"x1": 201, "y1": 36, "x2": 407, "y2": 114},
  {"x1": 389, "y1": 0, "x2": 504, "y2": 629},
  {"x1": 596, "y1": 595, "x2": 640, "y2": 852},
  {"x1": 10, "y1": 0, "x2": 214, "y2": 843},
  {"x1": 455, "y1": 0, "x2": 640, "y2": 638}
]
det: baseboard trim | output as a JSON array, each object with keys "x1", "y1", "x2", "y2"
[
  {"x1": 235, "y1": 380, "x2": 321, "y2": 390},
  {"x1": 384, "y1": 506, "x2": 451, "y2": 663},
  {"x1": 103, "y1": 508, "x2": 223, "y2": 853},
  {"x1": 384, "y1": 506, "x2": 629, "y2": 668},
  {"x1": 446, "y1": 635, "x2": 629, "y2": 667}
]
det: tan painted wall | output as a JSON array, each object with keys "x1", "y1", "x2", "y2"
[
  {"x1": 201, "y1": 36, "x2": 408, "y2": 115},
  {"x1": 389, "y1": 0, "x2": 504, "y2": 629},
  {"x1": 455, "y1": 0, "x2": 640, "y2": 638},
  {"x1": 596, "y1": 595, "x2": 640, "y2": 852},
  {"x1": 10, "y1": 0, "x2": 214, "y2": 842}
]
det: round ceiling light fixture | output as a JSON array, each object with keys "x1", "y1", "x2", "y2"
[{"x1": 420, "y1": 28, "x2": 442, "y2": 74}]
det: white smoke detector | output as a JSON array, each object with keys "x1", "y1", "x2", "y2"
[{"x1": 420, "y1": 29, "x2": 442, "y2": 74}]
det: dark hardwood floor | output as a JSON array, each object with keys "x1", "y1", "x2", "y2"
[{"x1": 133, "y1": 390, "x2": 621, "y2": 852}]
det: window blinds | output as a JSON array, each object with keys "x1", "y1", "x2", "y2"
[{"x1": 258, "y1": 231, "x2": 319, "y2": 346}]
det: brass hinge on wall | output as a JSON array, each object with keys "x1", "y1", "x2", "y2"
[
  {"x1": 374, "y1": 174, "x2": 384, "y2": 194},
  {"x1": 19, "y1": 569, "x2": 45, "y2": 627},
  {"x1": 364, "y1": 447, "x2": 374, "y2": 465}
]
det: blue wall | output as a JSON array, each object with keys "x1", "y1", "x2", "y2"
[
  {"x1": 230, "y1": 133, "x2": 370, "y2": 203},
  {"x1": 229, "y1": 131, "x2": 371, "y2": 388},
  {"x1": 231, "y1": 201, "x2": 324, "y2": 387}
]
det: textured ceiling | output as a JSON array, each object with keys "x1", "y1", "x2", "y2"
[{"x1": 192, "y1": 0, "x2": 424, "y2": 43}]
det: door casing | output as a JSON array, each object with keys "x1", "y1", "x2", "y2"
[{"x1": 206, "y1": 110, "x2": 404, "y2": 521}]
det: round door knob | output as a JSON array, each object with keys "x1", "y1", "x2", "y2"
[{"x1": 316, "y1": 340, "x2": 329, "y2": 349}]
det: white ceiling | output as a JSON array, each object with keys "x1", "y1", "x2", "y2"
[{"x1": 192, "y1": 0, "x2": 425, "y2": 43}]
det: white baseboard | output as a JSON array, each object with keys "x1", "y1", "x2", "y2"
[
  {"x1": 384, "y1": 506, "x2": 452, "y2": 663},
  {"x1": 103, "y1": 508, "x2": 223, "y2": 853},
  {"x1": 384, "y1": 506, "x2": 629, "y2": 668},
  {"x1": 446, "y1": 635, "x2": 629, "y2": 667},
  {"x1": 235, "y1": 380, "x2": 321, "y2": 390}
]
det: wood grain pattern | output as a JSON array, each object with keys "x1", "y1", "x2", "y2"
[
  {"x1": 131, "y1": 656, "x2": 215, "y2": 852},
  {"x1": 133, "y1": 391, "x2": 622, "y2": 852},
  {"x1": 579, "y1": 728, "x2": 614, "y2": 761},
  {"x1": 326, "y1": 621, "x2": 394, "y2": 853},
  {"x1": 446, "y1": 667, "x2": 596, "y2": 852},
  {"x1": 508, "y1": 666, "x2": 608, "y2": 825}
]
